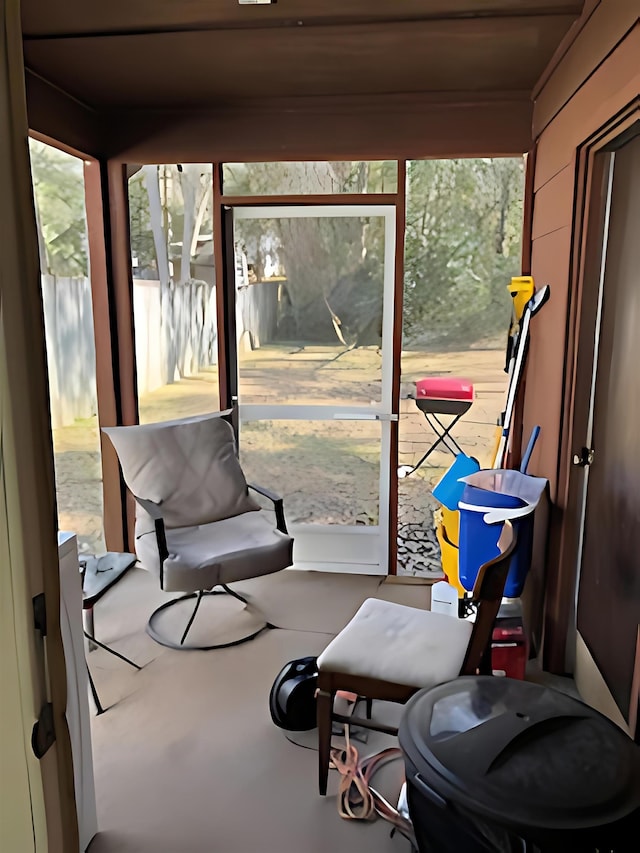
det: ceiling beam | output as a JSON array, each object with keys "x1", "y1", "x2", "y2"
[{"x1": 22, "y1": 2, "x2": 585, "y2": 41}]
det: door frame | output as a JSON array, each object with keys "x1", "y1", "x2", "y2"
[
  {"x1": 213, "y1": 171, "x2": 407, "y2": 574},
  {"x1": 550, "y1": 106, "x2": 640, "y2": 689},
  {"x1": 1, "y1": 9, "x2": 79, "y2": 843},
  {"x1": 229, "y1": 203, "x2": 398, "y2": 574}
]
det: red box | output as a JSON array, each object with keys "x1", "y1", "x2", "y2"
[
  {"x1": 415, "y1": 377, "x2": 474, "y2": 402},
  {"x1": 491, "y1": 621, "x2": 529, "y2": 680}
]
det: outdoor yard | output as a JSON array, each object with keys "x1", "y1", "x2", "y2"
[{"x1": 52, "y1": 339, "x2": 508, "y2": 575}]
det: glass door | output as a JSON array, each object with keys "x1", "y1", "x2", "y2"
[{"x1": 232, "y1": 205, "x2": 396, "y2": 573}]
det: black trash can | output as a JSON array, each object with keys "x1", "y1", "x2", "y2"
[{"x1": 398, "y1": 676, "x2": 640, "y2": 853}]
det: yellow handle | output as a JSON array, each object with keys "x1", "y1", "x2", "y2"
[{"x1": 507, "y1": 276, "x2": 535, "y2": 323}]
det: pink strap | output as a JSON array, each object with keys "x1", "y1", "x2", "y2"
[{"x1": 330, "y1": 724, "x2": 415, "y2": 843}]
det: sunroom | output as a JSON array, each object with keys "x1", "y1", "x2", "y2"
[{"x1": 2, "y1": 2, "x2": 639, "y2": 851}]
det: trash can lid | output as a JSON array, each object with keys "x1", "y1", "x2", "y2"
[{"x1": 398, "y1": 676, "x2": 640, "y2": 833}]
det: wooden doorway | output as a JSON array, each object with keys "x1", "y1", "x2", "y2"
[{"x1": 568, "y1": 123, "x2": 640, "y2": 737}]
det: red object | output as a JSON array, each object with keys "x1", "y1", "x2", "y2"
[
  {"x1": 491, "y1": 621, "x2": 529, "y2": 680},
  {"x1": 415, "y1": 377, "x2": 474, "y2": 402}
]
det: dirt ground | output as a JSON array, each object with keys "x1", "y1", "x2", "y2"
[{"x1": 52, "y1": 341, "x2": 508, "y2": 574}]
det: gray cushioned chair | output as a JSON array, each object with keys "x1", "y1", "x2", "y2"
[{"x1": 103, "y1": 411, "x2": 294, "y2": 650}]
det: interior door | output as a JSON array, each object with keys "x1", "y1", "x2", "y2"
[
  {"x1": 231, "y1": 205, "x2": 396, "y2": 573},
  {"x1": 571, "y1": 130, "x2": 640, "y2": 734}
]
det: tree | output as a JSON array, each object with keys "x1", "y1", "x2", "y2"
[
  {"x1": 403, "y1": 157, "x2": 524, "y2": 348},
  {"x1": 27, "y1": 144, "x2": 524, "y2": 353},
  {"x1": 230, "y1": 158, "x2": 523, "y2": 349},
  {"x1": 230, "y1": 161, "x2": 387, "y2": 345},
  {"x1": 28, "y1": 139, "x2": 88, "y2": 277},
  {"x1": 128, "y1": 172, "x2": 157, "y2": 275},
  {"x1": 130, "y1": 164, "x2": 217, "y2": 382}
]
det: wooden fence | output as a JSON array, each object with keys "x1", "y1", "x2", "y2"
[{"x1": 42, "y1": 275, "x2": 279, "y2": 427}]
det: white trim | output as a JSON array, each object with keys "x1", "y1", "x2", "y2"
[
  {"x1": 57, "y1": 534, "x2": 98, "y2": 851},
  {"x1": 380, "y1": 209, "x2": 396, "y2": 413},
  {"x1": 240, "y1": 405, "x2": 398, "y2": 421},
  {"x1": 378, "y1": 418, "x2": 392, "y2": 568},
  {"x1": 291, "y1": 523, "x2": 379, "y2": 534},
  {"x1": 291, "y1": 523, "x2": 385, "y2": 572},
  {"x1": 233, "y1": 204, "x2": 395, "y2": 219},
  {"x1": 240, "y1": 404, "x2": 382, "y2": 421},
  {"x1": 290, "y1": 562, "x2": 387, "y2": 576}
]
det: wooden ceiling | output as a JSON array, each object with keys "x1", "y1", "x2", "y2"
[{"x1": 21, "y1": 1, "x2": 585, "y2": 111}]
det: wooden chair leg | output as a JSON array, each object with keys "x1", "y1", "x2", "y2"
[
  {"x1": 317, "y1": 688, "x2": 334, "y2": 796},
  {"x1": 479, "y1": 641, "x2": 493, "y2": 676}
]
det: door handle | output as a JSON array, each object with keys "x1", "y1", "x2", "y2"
[
  {"x1": 572, "y1": 447, "x2": 595, "y2": 467},
  {"x1": 332, "y1": 412, "x2": 398, "y2": 421},
  {"x1": 333, "y1": 413, "x2": 377, "y2": 420}
]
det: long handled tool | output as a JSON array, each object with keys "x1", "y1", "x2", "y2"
[
  {"x1": 493, "y1": 284, "x2": 550, "y2": 469},
  {"x1": 519, "y1": 424, "x2": 541, "y2": 474},
  {"x1": 504, "y1": 276, "x2": 535, "y2": 371}
]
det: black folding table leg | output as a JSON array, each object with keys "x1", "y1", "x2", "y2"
[
  {"x1": 86, "y1": 662, "x2": 105, "y2": 715},
  {"x1": 83, "y1": 630, "x2": 141, "y2": 670},
  {"x1": 84, "y1": 632, "x2": 141, "y2": 715},
  {"x1": 424, "y1": 412, "x2": 466, "y2": 456},
  {"x1": 406, "y1": 413, "x2": 466, "y2": 474}
]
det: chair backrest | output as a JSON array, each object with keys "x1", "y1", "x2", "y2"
[
  {"x1": 459, "y1": 520, "x2": 517, "y2": 676},
  {"x1": 102, "y1": 412, "x2": 260, "y2": 528}
]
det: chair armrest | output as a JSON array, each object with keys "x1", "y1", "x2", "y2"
[
  {"x1": 248, "y1": 483, "x2": 289, "y2": 534},
  {"x1": 133, "y1": 495, "x2": 169, "y2": 566}
]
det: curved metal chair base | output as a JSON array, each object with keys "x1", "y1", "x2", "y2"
[{"x1": 146, "y1": 586, "x2": 273, "y2": 651}]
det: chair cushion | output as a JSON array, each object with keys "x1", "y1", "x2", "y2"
[
  {"x1": 135, "y1": 510, "x2": 294, "y2": 593},
  {"x1": 316, "y1": 598, "x2": 473, "y2": 689},
  {"x1": 103, "y1": 413, "x2": 260, "y2": 528}
]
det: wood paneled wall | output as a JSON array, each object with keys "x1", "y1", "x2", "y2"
[
  {"x1": 523, "y1": 4, "x2": 639, "y2": 675},
  {"x1": 524, "y1": 17, "x2": 639, "y2": 500}
]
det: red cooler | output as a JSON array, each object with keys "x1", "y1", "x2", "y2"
[
  {"x1": 492, "y1": 618, "x2": 529, "y2": 680},
  {"x1": 415, "y1": 377, "x2": 474, "y2": 403}
]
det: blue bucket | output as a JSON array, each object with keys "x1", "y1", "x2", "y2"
[
  {"x1": 431, "y1": 454, "x2": 480, "y2": 511},
  {"x1": 458, "y1": 484, "x2": 535, "y2": 598}
]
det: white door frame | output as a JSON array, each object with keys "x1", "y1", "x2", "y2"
[{"x1": 233, "y1": 205, "x2": 397, "y2": 573}]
